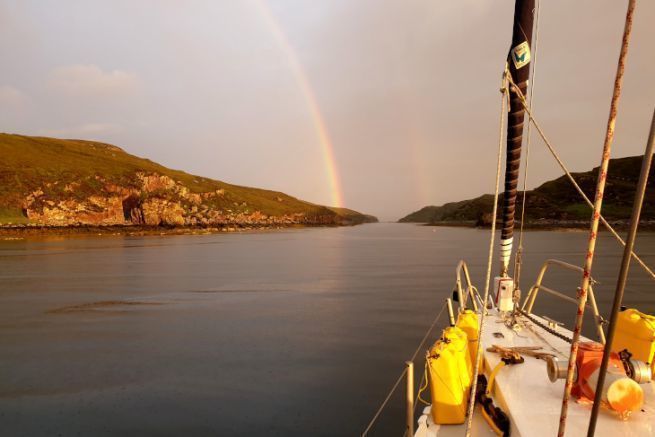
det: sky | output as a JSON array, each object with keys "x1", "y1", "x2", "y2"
[{"x1": 1, "y1": 1, "x2": 654, "y2": 221}]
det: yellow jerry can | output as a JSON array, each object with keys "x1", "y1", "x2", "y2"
[
  {"x1": 427, "y1": 326, "x2": 472, "y2": 424},
  {"x1": 613, "y1": 308, "x2": 655, "y2": 373},
  {"x1": 456, "y1": 310, "x2": 480, "y2": 365},
  {"x1": 442, "y1": 326, "x2": 473, "y2": 388}
]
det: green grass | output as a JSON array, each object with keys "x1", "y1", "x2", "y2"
[
  {"x1": 0, "y1": 207, "x2": 28, "y2": 225},
  {"x1": 562, "y1": 203, "x2": 589, "y2": 220}
]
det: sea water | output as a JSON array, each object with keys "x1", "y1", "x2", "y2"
[{"x1": 1, "y1": 223, "x2": 654, "y2": 436}]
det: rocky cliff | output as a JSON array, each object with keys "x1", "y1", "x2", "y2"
[{"x1": 0, "y1": 134, "x2": 377, "y2": 228}]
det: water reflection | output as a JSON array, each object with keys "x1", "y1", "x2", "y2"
[{"x1": 0, "y1": 224, "x2": 654, "y2": 435}]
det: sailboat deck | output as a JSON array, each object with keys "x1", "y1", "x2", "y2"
[{"x1": 417, "y1": 311, "x2": 655, "y2": 436}]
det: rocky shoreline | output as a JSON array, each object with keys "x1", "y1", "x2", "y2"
[
  {"x1": 424, "y1": 219, "x2": 655, "y2": 231},
  {"x1": 0, "y1": 222, "x2": 359, "y2": 239},
  {"x1": 18, "y1": 172, "x2": 354, "y2": 227},
  {"x1": 4, "y1": 171, "x2": 376, "y2": 233}
]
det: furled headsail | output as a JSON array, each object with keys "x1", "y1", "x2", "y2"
[{"x1": 500, "y1": 0, "x2": 535, "y2": 275}]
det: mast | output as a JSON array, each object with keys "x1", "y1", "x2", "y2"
[{"x1": 500, "y1": 0, "x2": 535, "y2": 276}]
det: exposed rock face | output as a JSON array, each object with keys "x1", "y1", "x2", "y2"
[
  {"x1": 21, "y1": 172, "x2": 346, "y2": 227},
  {"x1": 142, "y1": 198, "x2": 185, "y2": 226},
  {"x1": 137, "y1": 172, "x2": 177, "y2": 193},
  {"x1": 25, "y1": 195, "x2": 126, "y2": 226}
]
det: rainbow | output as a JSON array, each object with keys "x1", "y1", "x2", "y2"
[{"x1": 253, "y1": 1, "x2": 344, "y2": 208}]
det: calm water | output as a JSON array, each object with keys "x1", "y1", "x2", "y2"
[{"x1": 1, "y1": 223, "x2": 655, "y2": 436}]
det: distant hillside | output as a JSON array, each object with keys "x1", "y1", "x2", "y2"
[
  {"x1": 399, "y1": 156, "x2": 655, "y2": 226},
  {"x1": 0, "y1": 134, "x2": 377, "y2": 227}
]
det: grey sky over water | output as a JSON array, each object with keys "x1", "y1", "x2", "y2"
[{"x1": 1, "y1": 1, "x2": 654, "y2": 221}]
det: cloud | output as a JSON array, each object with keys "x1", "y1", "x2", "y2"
[
  {"x1": 48, "y1": 64, "x2": 138, "y2": 97},
  {"x1": 0, "y1": 86, "x2": 30, "y2": 128},
  {"x1": 0, "y1": 85, "x2": 29, "y2": 108},
  {"x1": 40, "y1": 122, "x2": 124, "y2": 139}
]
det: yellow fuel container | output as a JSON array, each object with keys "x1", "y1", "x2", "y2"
[
  {"x1": 427, "y1": 326, "x2": 472, "y2": 424},
  {"x1": 443, "y1": 326, "x2": 473, "y2": 389},
  {"x1": 612, "y1": 308, "x2": 655, "y2": 373},
  {"x1": 456, "y1": 310, "x2": 480, "y2": 365}
]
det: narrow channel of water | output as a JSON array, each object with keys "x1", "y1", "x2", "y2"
[{"x1": 1, "y1": 223, "x2": 653, "y2": 436}]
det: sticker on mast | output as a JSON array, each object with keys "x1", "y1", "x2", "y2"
[{"x1": 511, "y1": 41, "x2": 531, "y2": 69}]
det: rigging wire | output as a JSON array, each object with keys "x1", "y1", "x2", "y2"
[
  {"x1": 464, "y1": 70, "x2": 508, "y2": 437},
  {"x1": 505, "y1": 74, "x2": 655, "y2": 282},
  {"x1": 360, "y1": 304, "x2": 446, "y2": 436},
  {"x1": 410, "y1": 304, "x2": 447, "y2": 363},
  {"x1": 361, "y1": 367, "x2": 408, "y2": 437}
]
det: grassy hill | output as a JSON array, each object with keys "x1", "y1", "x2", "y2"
[
  {"x1": 0, "y1": 133, "x2": 376, "y2": 226},
  {"x1": 399, "y1": 156, "x2": 655, "y2": 225}
]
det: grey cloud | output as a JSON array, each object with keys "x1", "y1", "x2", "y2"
[
  {"x1": 47, "y1": 64, "x2": 138, "y2": 98},
  {"x1": 39, "y1": 122, "x2": 124, "y2": 139}
]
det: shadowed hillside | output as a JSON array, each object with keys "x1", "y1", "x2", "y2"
[
  {"x1": 399, "y1": 156, "x2": 655, "y2": 226},
  {"x1": 0, "y1": 133, "x2": 377, "y2": 227}
]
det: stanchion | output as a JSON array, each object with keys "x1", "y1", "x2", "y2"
[{"x1": 406, "y1": 361, "x2": 414, "y2": 436}]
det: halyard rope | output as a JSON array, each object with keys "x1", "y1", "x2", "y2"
[{"x1": 464, "y1": 70, "x2": 508, "y2": 437}]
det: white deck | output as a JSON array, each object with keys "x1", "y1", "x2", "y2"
[{"x1": 416, "y1": 311, "x2": 655, "y2": 436}]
